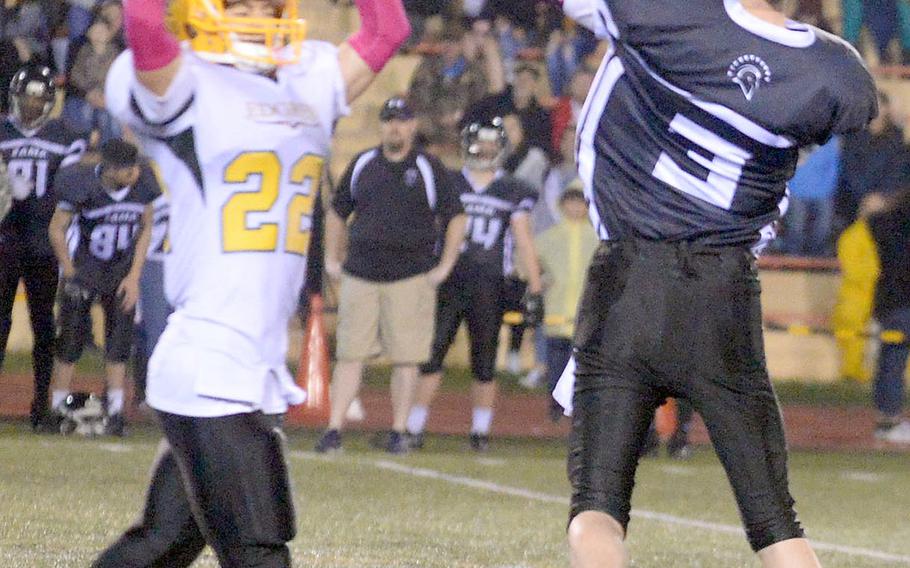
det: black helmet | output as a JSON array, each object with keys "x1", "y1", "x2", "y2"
[
  {"x1": 9, "y1": 65, "x2": 56, "y2": 130},
  {"x1": 461, "y1": 116, "x2": 507, "y2": 171}
]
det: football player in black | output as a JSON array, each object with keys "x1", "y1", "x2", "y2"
[
  {"x1": 47, "y1": 140, "x2": 157, "y2": 436},
  {"x1": 0, "y1": 65, "x2": 86, "y2": 429},
  {"x1": 407, "y1": 118, "x2": 543, "y2": 451},
  {"x1": 555, "y1": 0, "x2": 878, "y2": 566}
]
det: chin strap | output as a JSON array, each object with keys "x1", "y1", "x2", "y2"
[
  {"x1": 124, "y1": 0, "x2": 180, "y2": 71},
  {"x1": 347, "y1": 0, "x2": 411, "y2": 73}
]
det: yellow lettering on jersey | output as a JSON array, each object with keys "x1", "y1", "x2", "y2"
[
  {"x1": 222, "y1": 152, "x2": 281, "y2": 253},
  {"x1": 285, "y1": 154, "x2": 323, "y2": 256},
  {"x1": 221, "y1": 152, "x2": 323, "y2": 255}
]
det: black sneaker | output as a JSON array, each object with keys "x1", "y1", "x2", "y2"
[
  {"x1": 105, "y1": 413, "x2": 126, "y2": 437},
  {"x1": 469, "y1": 433, "x2": 490, "y2": 452},
  {"x1": 315, "y1": 429, "x2": 342, "y2": 453},
  {"x1": 406, "y1": 432, "x2": 424, "y2": 451},
  {"x1": 387, "y1": 431, "x2": 409, "y2": 455}
]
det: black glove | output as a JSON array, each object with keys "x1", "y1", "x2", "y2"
[{"x1": 521, "y1": 292, "x2": 545, "y2": 327}]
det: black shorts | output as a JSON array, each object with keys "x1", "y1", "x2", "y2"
[
  {"x1": 420, "y1": 271, "x2": 504, "y2": 382},
  {"x1": 157, "y1": 412, "x2": 294, "y2": 568},
  {"x1": 568, "y1": 241, "x2": 803, "y2": 552},
  {"x1": 56, "y1": 282, "x2": 135, "y2": 363}
]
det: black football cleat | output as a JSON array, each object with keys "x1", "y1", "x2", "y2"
[
  {"x1": 386, "y1": 431, "x2": 409, "y2": 455},
  {"x1": 406, "y1": 432, "x2": 424, "y2": 451},
  {"x1": 469, "y1": 433, "x2": 490, "y2": 452},
  {"x1": 105, "y1": 413, "x2": 126, "y2": 437}
]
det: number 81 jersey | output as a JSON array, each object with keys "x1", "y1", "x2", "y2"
[{"x1": 105, "y1": 44, "x2": 348, "y2": 372}]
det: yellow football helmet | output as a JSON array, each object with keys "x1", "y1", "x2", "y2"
[{"x1": 167, "y1": 0, "x2": 307, "y2": 70}]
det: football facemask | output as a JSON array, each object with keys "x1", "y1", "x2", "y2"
[{"x1": 168, "y1": 0, "x2": 307, "y2": 72}]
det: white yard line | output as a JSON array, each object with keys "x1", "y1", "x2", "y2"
[{"x1": 293, "y1": 453, "x2": 910, "y2": 565}]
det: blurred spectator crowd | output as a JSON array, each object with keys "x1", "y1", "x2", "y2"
[
  {"x1": 0, "y1": 0, "x2": 123, "y2": 143},
  {"x1": 0, "y1": 0, "x2": 908, "y2": 257},
  {"x1": 400, "y1": 0, "x2": 910, "y2": 258}
]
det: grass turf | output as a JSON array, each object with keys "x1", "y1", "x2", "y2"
[{"x1": 0, "y1": 423, "x2": 908, "y2": 567}]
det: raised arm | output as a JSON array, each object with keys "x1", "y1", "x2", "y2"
[
  {"x1": 123, "y1": 0, "x2": 182, "y2": 96},
  {"x1": 338, "y1": 0, "x2": 411, "y2": 104},
  {"x1": 511, "y1": 213, "x2": 543, "y2": 295}
]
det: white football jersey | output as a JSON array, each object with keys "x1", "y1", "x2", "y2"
[{"x1": 106, "y1": 43, "x2": 348, "y2": 417}]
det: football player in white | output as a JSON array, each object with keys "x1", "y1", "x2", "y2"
[{"x1": 94, "y1": 0, "x2": 410, "y2": 566}]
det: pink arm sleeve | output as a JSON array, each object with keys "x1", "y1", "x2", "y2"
[
  {"x1": 124, "y1": 0, "x2": 180, "y2": 71},
  {"x1": 347, "y1": 0, "x2": 411, "y2": 73}
]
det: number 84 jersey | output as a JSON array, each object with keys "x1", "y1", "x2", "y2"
[{"x1": 105, "y1": 43, "x2": 348, "y2": 361}]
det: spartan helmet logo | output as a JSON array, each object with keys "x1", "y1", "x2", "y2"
[{"x1": 727, "y1": 55, "x2": 772, "y2": 102}]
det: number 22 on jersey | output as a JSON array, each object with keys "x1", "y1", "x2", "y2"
[{"x1": 221, "y1": 152, "x2": 322, "y2": 255}]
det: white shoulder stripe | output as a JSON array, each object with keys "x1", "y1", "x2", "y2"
[
  {"x1": 415, "y1": 154, "x2": 437, "y2": 210},
  {"x1": 350, "y1": 149, "x2": 379, "y2": 198},
  {"x1": 577, "y1": 53, "x2": 624, "y2": 240}
]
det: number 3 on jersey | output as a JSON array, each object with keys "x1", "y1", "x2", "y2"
[{"x1": 222, "y1": 152, "x2": 322, "y2": 255}]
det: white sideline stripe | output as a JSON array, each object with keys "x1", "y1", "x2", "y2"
[{"x1": 300, "y1": 457, "x2": 910, "y2": 566}]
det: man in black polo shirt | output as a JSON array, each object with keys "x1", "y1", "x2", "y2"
[
  {"x1": 315, "y1": 98, "x2": 467, "y2": 454},
  {"x1": 47, "y1": 140, "x2": 158, "y2": 436}
]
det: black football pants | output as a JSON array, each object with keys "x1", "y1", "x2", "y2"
[
  {"x1": 568, "y1": 240, "x2": 804, "y2": 552},
  {"x1": 0, "y1": 246, "x2": 57, "y2": 418},
  {"x1": 93, "y1": 413, "x2": 293, "y2": 568}
]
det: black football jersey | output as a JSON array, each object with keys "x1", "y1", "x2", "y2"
[
  {"x1": 0, "y1": 118, "x2": 86, "y2": 255},
  {"x1": 56, "y1": 163, "x2": 160, "y2": 293},
  {"x1": 454, "y1": 170, "x2": 537, "y2": 277},
  {"x1": 567, "y1": 0, "x2": 877, "y2": 249}
]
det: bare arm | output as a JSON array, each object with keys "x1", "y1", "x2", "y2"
[
  {"x1": 428, "y1": 213, "x2": 467, "y2": 285},
  {"x1": 511, "y1": 214, "x2": 543, "y2": 294},
  {"x1": 127, "y1": 204, "x2": 154, "y2": 282},
  {"x1": 338, "y1": 0, "x2": 411, "y2": 104},
  {"x1": 124, "y1": 0, "x2": 182, "y2": 96},
  {"x1": 117, "y1": 204, "x2": 154, "y2": 311},
  {"x1": 49, "y1": 207, "x2": 75, "y2": 278},
  {"x1": 481, "y1": 33, "x2": 506, "y2": 95},
  {"x1": 324, "y1": 208, "x2": 349, "y2": 279}
]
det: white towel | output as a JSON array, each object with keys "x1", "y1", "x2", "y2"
[{"x1": 552, "y1": 356, "x2": 576, "y2": 416}]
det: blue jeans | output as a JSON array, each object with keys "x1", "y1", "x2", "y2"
[
  {"x1": 134, "y1": 260, "x2": 172, "y2": 403},
  {"x1": 783, "y1": 196, "x2": 835, "y2": 256},
  {"x1": 874, "y1": 308, "x2": 910, "y2": 417}
]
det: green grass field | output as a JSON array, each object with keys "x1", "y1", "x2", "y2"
[{"x1": 1, "y1": 423, "x2": 908, "y2": 567}]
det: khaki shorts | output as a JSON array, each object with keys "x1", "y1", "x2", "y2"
[{"x1": 336, "y1": 272, "x2": 437, "y2": 364}]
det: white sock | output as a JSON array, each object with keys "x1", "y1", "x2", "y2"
[
  {"x1": 407, "y1": 406, "x2": 429, "y2": 434},
  {"x1": 471, "y1": 407, "x2": 493, "y2": 435},
  {"x1": 107, "y1": 389, "x2": 125, "y2": 414},
  {"x1": 51, "y1": 390, "x2": 69, "y2": 410}
]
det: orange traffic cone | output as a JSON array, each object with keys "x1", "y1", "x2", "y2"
[
  {"x1": 655, "y1": 398, "x2": 678, "y2": 441},
  {"x1": 287, "y1": 294, "x2": 331, "y2": 427}
]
